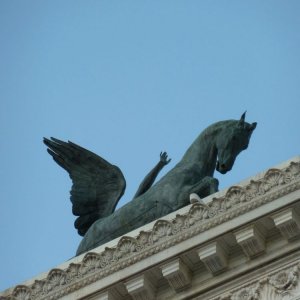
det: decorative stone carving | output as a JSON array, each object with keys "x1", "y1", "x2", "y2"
[
  {"x1": 285, "y1": 161, "x2": 300, "y2": 182},
  {"x1": 207, "y1": 196, "x2": 226, "y2": 218},
  {"x1": 12, "y1": 285, "x2": 31, "y2": 300},
  {"x1": 65, "y1": 263, "x2": 80, "y2": 282},
  {"x1": 1, "y1": 159, "x2": 300, "y2": 300},
  {"x1": 232, "y1": 284, "x2": 260, "y2": 300},
  {"x1": 198, "y1": 241, "x2": 228, "y2": 275},
  {"x1": 245, "y1": 180, "x2": 261, "y2": 201},
  {"x1": 99, "y1": 247, "x2": 115, "y2": 268},
  {"x1": 210, "y1": 262, "x2": 300, "y2": 300},
  {"x1": 30, "y1": 280, "x2": 45, "y2": 298},
  {"x1": 160, "y1": 258, "x2": 192, "y2": 292},
  {"x1": 234, "y1": 224, "x2": 265, "y2": 258},
  {"x1": 271, "y1": 208, "x2": 300, "y2": 241},
  {"x1": 150, "y1": 220, "x2": 173, "y2": 243},
  {"x1": 262, "y1": 169, "x2": 285, "y2": 193},
  {"x1": 125, "y1": 275, "x2": 156, "y2": 300},
  {"x1": 80, "y1": 253, "x2": 100, "y2": 275},
  {"x1": 269, "y1": 265, "x2": 299, "y2": 293},
  {"x1": 225, "y1": 186, "x2": 246, "y2": 209},
  {"x1": 188, "y1": 203, "x2": 209, "y2": 226},
  {"x1": 45, "y1": 269, "x2": 66, "y2": 293},
  {"x1": 115, "y1": 236, "x2": 142, "y2": 260},
  {"x1": 172, "y1": 214, "x2": 188, "y2": 234},
  {"x1": 136, "y1": 231, "x2": 151, "y2": 249}
]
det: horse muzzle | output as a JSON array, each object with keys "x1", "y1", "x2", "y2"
[{"x1": 216, "y1": 161, "x2": 231, "y2": 174}]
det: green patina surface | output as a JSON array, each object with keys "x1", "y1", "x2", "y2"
[{"x1": 76, "y1": 114, "x2": 256, "y2": 255}]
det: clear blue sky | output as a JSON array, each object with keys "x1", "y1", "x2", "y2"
[{"x1": 1, "y1": 1, "x2": 300, "y2": 291}]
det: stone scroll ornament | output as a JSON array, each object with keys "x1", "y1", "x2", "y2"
[{"x1": 44, "y1": 112, "x2": 257, "y2": 255}]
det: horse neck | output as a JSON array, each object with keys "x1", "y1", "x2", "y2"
[{"x1": 177, "y1": 122, "x2": 226, "y2": 176}]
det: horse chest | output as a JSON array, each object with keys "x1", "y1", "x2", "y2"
[{"x1": 169, "y1": 166, "x2": 204, "y2": 188}]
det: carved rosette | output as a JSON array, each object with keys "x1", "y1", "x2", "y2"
[
  {"x1": 2, "y1": 160, "x2": 300, "y2": 300},
  {"x1": 150, "y1": 220, "x2": 173, "y2": 243},
  {"x1": 99, "y1": 247, "x2": 115, "y2": 268},
  {"x1": 269, "y1": 265, "x2": 299, "y2": 294},
  {"x1": 172, "y1": 214, "x2": 188, "y2": 234},
  {"x1": 284, "y1": 162, "x2": 300, "y2": 182},
  {"x1": 65, "y1": 263, "x2": 80, "y2": 283},
  {"x1": 30, "y1": 281, "x2": 45, "y2": 298},
  {"x1": 44, "y1": 269, "x2": 66, "y2": 293},
  {"x1": 136, "y1": 231, "x2": 151, "y2": 249},
  {"x1": 245, "y1": 180, "x2": 261, "y2": 201},
  {"x1": 208, "y1": 197, "x2": 225, "y2": 218},
  {"x1": 12, "y1": 286, "x2": 31, "y2": 300},
  {"x1": 188, "y1": 203, "x2": 209, "y2": 226},
  {"x1": 262, "y1": 169, "x2": 285, "y2": 193},
  {"x1": 225, "y1": 187, "x2": 246, "y2": 209},
  {"x1": 114, "y1": 237, "x2": 142, "y2": 260},
  {"x1": 80, "y1": 253, "x2": 100, "y2": 275}
]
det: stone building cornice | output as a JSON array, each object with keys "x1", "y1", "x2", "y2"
[{"x1": 1, "y1": 157, "x2": 300, "y2": 300}]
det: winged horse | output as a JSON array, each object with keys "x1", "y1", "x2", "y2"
[{"x1": 44, "y1": 113, "x2": 256, "y2": 255}]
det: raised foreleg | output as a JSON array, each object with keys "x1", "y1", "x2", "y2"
[{"x1": 189, "y1": 176, "x2": 219, "y2": 202}]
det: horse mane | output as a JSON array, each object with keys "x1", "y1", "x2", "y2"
[
  {"x1": 178, "y1": 120, "x2": 239, "y2": 166},
  {"x1": 202, "y1": 120, "x2": 237, "y2": 136}
]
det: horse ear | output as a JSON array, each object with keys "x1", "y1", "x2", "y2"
[
  {"x1": 238, "y1": 111, "x2": 246, "y2": 127},
  {"x1": 249, "y1": 122, "x2": 257, "y2": 131}
]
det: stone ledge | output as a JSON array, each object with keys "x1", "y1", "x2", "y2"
[{"x1": 1, "y1": 157, "x2": 300, "y2": 300}]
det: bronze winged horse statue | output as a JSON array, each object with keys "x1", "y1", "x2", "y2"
[{"x1": 44, "y1": 113, "x2": 256, "y2": 255}]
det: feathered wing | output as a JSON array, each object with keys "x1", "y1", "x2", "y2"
[{"x1": 43, "y1": 137, "x2": 126, "y2": 236}]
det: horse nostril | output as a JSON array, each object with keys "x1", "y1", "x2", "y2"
[{"x1": 220, "y1": 164, "x2": 226, "y2": 169}]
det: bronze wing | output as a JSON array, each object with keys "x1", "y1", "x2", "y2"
[{"x1": 43, "y1": 137, "x2": 126, "y2": 236}]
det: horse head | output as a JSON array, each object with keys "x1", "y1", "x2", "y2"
[{"x1": 216, "y1": 112, "x2": 257, "y2": 174}]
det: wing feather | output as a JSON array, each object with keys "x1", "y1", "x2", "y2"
[{"x1": 43, "y1": 137, "x2": 126, "y2": 236}]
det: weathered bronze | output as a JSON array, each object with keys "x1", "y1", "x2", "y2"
[{"x1": 44, "y1": 113, "x2": 256, "y2": 255}]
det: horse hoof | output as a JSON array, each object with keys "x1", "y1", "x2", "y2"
[{"x1": 190, "y1": 193, "x2": 202, "y2": 204}]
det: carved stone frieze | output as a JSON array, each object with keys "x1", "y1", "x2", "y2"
[
  {"x1": 1, "y1": 160, "x2": 300, "y2": 300},
  {"x1": 12, "y1": 286, "x2": 31, "y2": 300},
  {"x1": 209, "y1": 261, "x2": 300, "y2": 300},
  {"x1": 30, "y1": 281, "x2": 45, "y2": 299},
  {"x1": 269, "y1": 265, "x2": 299, "y2": 293},
  {"x1": 231, "y1": 284, "x2": 260, "y2": 300},
  {"x1": 44, "y1": 269, "x2": 67, "y2": 293}
]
